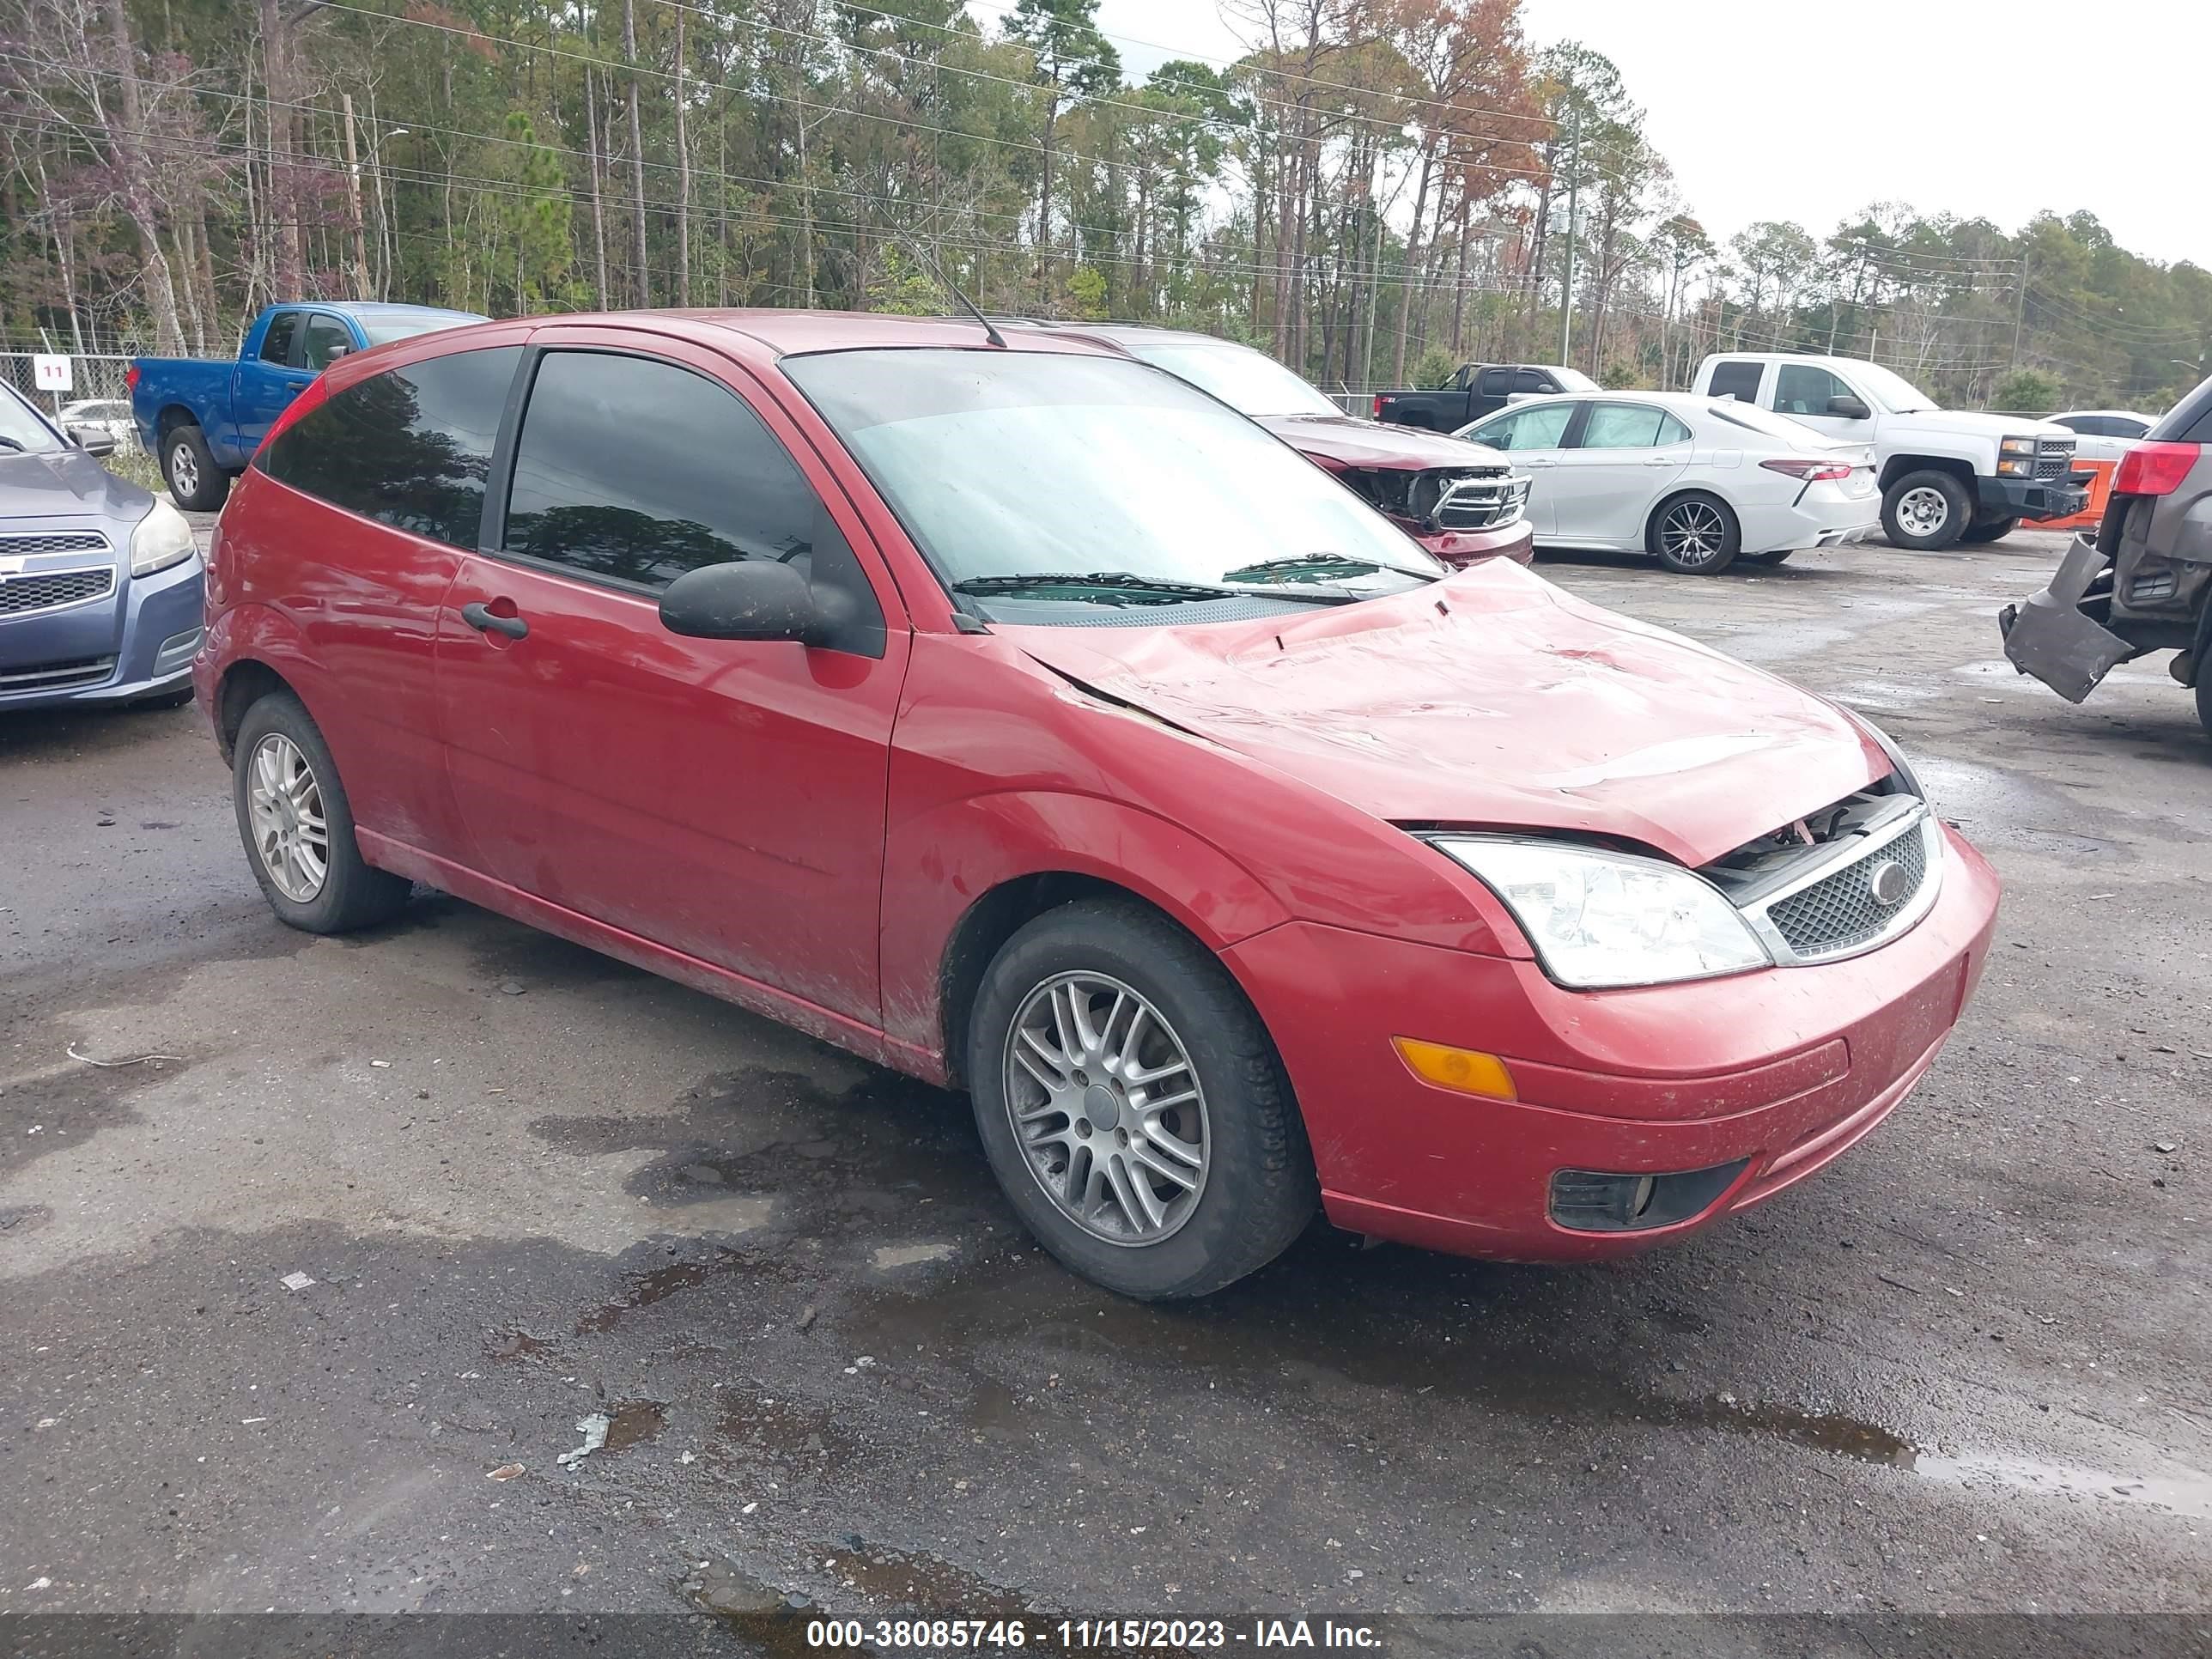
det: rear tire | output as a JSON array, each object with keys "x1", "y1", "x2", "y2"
[
  {"x1": 967, "y1": 898, "x2": 1316, "y2": 1300},
  {"x1": 1960, "y1": 516, "x2": 2020, "y2": 545},
  {"x1": 231, "y1": 690, "x2": 410, "y2": 934},
  {"x1": 1881, "y1": 470, "x2": 1970, "y2": 550},
  {"x1": 1648, "y1": 491, "x2": 1741, "y2": 574},
  {"x1": 161, "y1": 422, "x2": 230, "y2": 512}
]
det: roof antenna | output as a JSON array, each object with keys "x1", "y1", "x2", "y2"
[{"x1": 897, "y1": 232, "x2": 1006, "y2": 349}]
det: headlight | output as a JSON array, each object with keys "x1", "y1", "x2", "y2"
[
  {"x1": 1999, "y1": 435, "x2": 2037, "y2": 455},
  {"x1": 1428, "y1": 836, "x2": 1769, "y2": 988},
  {"x1": 131, "y1": 500, "x2": 198, "y2": 576}
]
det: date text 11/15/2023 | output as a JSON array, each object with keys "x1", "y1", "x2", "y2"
[{"x1": 803, "y1": 1617, "x2": 1382, "y2": 1650}]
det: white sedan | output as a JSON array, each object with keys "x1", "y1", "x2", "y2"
[
  {"x1": 1454, "y1": 391, "x2": 1878, "y2": 574},
  {"x1": 2045, "y1": 409, "x2": 2161, "y2": 465}
]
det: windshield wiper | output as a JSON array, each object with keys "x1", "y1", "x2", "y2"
[
  {"x1": 0, "y1": 436, "x2": 25, "y2": 453},
  {"x1": 1222, "y1": 552, "x2": 1433, "y2": 585},
  {"x1": 952, "y1": 570, "x2": 1352, "y2": 607},
  {"x1": 952, "y1": 572, "x2": 1235, "y2": 605}
]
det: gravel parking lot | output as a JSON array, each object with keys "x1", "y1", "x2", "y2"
[{"x1": 3, "y1": 527, "x2": 2207, "y2": 1638}]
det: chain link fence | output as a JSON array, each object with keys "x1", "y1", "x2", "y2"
[{"x1": 0, "y1": 352, "x2": 143, "y2": 449}]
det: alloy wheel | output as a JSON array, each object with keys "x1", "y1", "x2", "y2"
[
  {"x1": 1895, "y1": 485, "x2": 1950, "y2": 539},
  {"x1": 1660, "y1": 500, "x2": 1729, "y2": 567},
  {"x1": 247, "y1": 732, "x2": 330, "y2": 902},
  {"x1": 1002, "y1": 972, "x2": 1210, "y2": 1245},
  {"x1": 169, "y1": 441, "x2": 199, "y2": 499}
]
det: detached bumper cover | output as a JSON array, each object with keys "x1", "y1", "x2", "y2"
[
  {"x1": 1997, "y1": 532, "x2": 2132, "y2": 702},
  {"x1": 1979, "y1": 474, "x2": 2088, "y2": 522},
  {"x1": 1413, "y1": 516, "x2": 1534, "y2": 568}
]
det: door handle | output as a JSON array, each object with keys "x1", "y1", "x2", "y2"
[
  {"x1": 1643, "y1": 454, "x2": 1680, "y2": 465},
  {"x1": 461, "y1": 601, "x2": 529, "y2": 641}
]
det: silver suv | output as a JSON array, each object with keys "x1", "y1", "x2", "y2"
[{"x1": 2000, "y1": 374, "x2": 2212, "y2": 736}]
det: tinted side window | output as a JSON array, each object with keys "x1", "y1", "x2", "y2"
[
  {"x1": 1513, "y1": 368, "x2": 1550, "y2": 395},
  {"x1": 1708, "y1": 361, "x2": 1764, "y2": 403},
  {"x1": 258, "y1": 346, "x2": 519, "y2": 550},
  {"x1": 1477, "y1": 368, "x2": 1513, "y2": 397},
  {"x1": 1775, "y1": 364, "x2": 1852, "y2": 416},
  {"x1": 2052, "y1": 415, "x2": 2091, "y2": 434},
  {"x1": 502, "y1": 352, "x2": 821, "y2": 590},
  {"x1": 302, "y1": 314, "x2": 354, "y2": 371},
  {"x1": 2112, "y1": 417, "x2": 2149, "y2": 438},
  {"x1": 259, "y1": 312, "x2": 301, "y2": 366}
]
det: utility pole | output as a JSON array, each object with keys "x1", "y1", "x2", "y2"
[
  {"x1": 341, "y1": 94, "x2": 371, "y2": 301},
  {"x1": 1558, "y1": 110, "x2": 1580, "y2": 367},
  {"x1": 2010, "y1": 251, "x2": 2029, "y2": 370}
]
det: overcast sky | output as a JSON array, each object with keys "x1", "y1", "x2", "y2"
[{"x1": 1071, "y1": 0, "x2": 2211, "y2": 269}]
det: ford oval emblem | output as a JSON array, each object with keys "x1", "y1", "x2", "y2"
[{"x1": 1867, "y1": 859, "x2": 1910, "y2": 906}]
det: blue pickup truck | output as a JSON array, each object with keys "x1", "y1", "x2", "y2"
[{"x1": 131, "y1": 301, "x2": 484, "y2": 510}]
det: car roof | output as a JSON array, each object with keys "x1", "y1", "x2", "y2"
[
  {"x1": 1477, "y1": 389, "x2": 1716, "y2": 410},
  {"x1": 2053, "y1": 408, "x2": 2158, "y2": 421},
  {"x1": 564, "y1": 308, "x2": 1130, "y2": 360}
]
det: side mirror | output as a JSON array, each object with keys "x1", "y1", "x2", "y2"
[
  {"x1": 659, "y1": 559, "x2": 823, "y2": 645},
  {"x1": 325, "y1": 343, "x2": 350, "y2": 362},
  {"x1": 1827, "y1": 395, "x2": 1872, "y2": 421},
  {"x1": 69, "y1": 426, "x2": 118, "y2": 458}
]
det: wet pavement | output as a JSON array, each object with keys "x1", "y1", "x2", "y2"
[{"x1": 2, "y1": 528, "x2": 2208, "y2": 1633}]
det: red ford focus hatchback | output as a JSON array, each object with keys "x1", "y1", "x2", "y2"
[{"x1": 196, "y1": 310, "x2": 2001, "y2": 1299}]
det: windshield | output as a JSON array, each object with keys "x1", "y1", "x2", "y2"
[
  {"x1": 0, "y1": 386, "x2": 65, "y2": 455},
  {"x1": 786, "y1": 349, "x2": 1443, "y2": 618},
  {"x1": 1852, "y1": 362, "x2": 1939, "y2": 414},
  {"x1": 1127, "y1": 341, "x2": 1344, "y2": 419},
  {"x1": 358, "y1": 310, "x2": 487, "y2": 345}
]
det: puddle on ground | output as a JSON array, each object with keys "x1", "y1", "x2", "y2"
[
  {"x1": 714, "y1": 1384, "x2": 854, "y2": 1473},
  {"x1": 602, "y1": 1399, "x2": 665, "y2": 1453},
  {"x1": 822, "y1": 1541, "x2": 1044, "y2": 1631},
  {"x1": 576, "y1": 1250, "x2": 753, "y2": 1334}
]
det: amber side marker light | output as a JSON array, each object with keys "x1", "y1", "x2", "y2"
[{"x1": 1393, "y1": 1037, "x2": 1517, "y2": 1100}]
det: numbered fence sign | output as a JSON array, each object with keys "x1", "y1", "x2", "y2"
[{"x1": 32, "y1": 354, "x2": 73, "y2": 392}]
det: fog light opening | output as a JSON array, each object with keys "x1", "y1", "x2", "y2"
[{"x1": 1549, "y1": 1160, "x2": 1749, "y2": 1233}]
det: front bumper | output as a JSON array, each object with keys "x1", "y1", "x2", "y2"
[
  {"x1": 1978, "y1": 474, "x2": 2087, "y2": 523},
  {"x1": 1996, "y1": 531, "x2": 2133, "y2": 702},
  {"x1": 0, "y1": 554, "x2": 204, "y2": 712},
  {"x1": 1412, "y1": 515, "x2": 1535, "y2": 568},
  {"x1": 1224, "y1": 823, "x2": 2000, "y2": 1262}
]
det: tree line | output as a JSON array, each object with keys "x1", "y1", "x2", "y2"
[{"x1": 2, "y1": 0, "x2": 2207, "y2": 413}]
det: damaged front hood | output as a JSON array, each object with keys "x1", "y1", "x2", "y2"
[
  {"x1": 1010, "y1": 564, "x2": 1889, "y2": 868},
  {"x1": 1255, "y1": 414, "x2": 1507, "y2": 472}
]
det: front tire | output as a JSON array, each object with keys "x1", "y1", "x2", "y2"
[
  {"x1": 162, "y1": 422, "x2": 230, "y2": 512},
  {"x1": 1960, "y1": 515, "x2": 2020, "y2": 545},
  {"x1": 1882, "y1": 470, "x2": 1971, "y2": 550},
  {"x1": 967, "y1": 899, "x2": 1316, "y2": 1300},
  {"x1": 1649, "y1": 492, "x2": 1741, "y2": 574},
  {"x1": 231, "y1": 690, "x2": 410, "y2": 933}
]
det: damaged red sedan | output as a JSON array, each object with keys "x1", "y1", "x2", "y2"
[{"x1": 197, "y1": 310, "x2": 2000, "y2": 1299}]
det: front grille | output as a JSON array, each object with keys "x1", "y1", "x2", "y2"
[
  {"x1": 0, "y1": 654, "x2": 116, "y2": 691},
  {"x1": 2035, "y1": 437, "x2": 2075, "y2": 481},
  {"x1": 1433, "y1": 470, "x2": 1532, "y2": 532},
  {"x1": 1765, "y1": 822, "x2": 1931, "y2": 958},
  {"x1": 0, "y1": 567, "x2": 115, "y2": 616},
  {"x1": 0, "y1": 532, "x2": 108, "y2": 556}
]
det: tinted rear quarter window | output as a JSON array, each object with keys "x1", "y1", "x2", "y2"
[
  {"x1": 1707, "y1": 361, "x2": 1765, "y2": 403},
  {"x1": 502, "y1": 351, "x2": 822, "y2": 590},
  {"x1": 258, "y1": 345, "x2": 519, "y2": 550}
]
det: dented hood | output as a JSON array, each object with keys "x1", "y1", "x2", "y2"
[
  {"x1": 1254, "y1": 414, "x2": 1507, "y2": 472},
  {"x1": 1008, "y1": 563, "x2": 1889, "y2": 868}
]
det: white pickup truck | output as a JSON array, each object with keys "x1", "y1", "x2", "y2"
[{"x1": 1690, "y1": 353, "x2": 2088, "y2": 550}]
